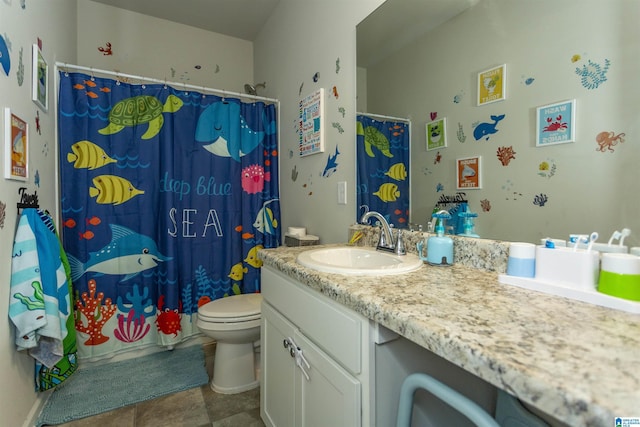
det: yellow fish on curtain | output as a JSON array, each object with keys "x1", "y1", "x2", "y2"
[{"x1": 9, "y1": 209, "x2": 77, "y2": 391}]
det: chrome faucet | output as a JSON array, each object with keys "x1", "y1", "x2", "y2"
[{"x1": 359, "y1": 211, "x2": 406, "y2": 255}]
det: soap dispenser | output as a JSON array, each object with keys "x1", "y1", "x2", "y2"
[
  {"x1": 427, "y1": 210, "x2": 454, "y2": 266},
  {"x1": 458, "y1": 207, "x2": 480, "y2": 238}
]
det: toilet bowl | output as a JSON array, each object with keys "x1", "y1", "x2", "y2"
[{"x1": 196, "y1": 293, "x2": 262, "y2": 394}]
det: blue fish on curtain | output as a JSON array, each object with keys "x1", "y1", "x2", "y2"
[
  {"x1": 58, "y1": 72, "x2": 280, "y2": 359},
  {"x1": 356, "y1": 115, "x2": 410, "y2": 227}
]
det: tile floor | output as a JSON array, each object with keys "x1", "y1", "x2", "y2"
[{"x1": 48, "y1": 344, "x2": 266, "y2": 427}]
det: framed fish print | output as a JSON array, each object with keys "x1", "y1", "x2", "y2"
[
  {"x1": 32, "y1": 44, "x2": 48, "y2": 111},
  {"x1": 426, "y1": 117, "x2": 447, "y2": 151},
  {"x1": 456, "y1": 156, "x2": 482, "y2": 190},
  {"x1": 477, "y1": 64, "x2": 506, "y2": 106},
  {"x1": 536, "y1": 99, "x2": 576, "y2": 147},
  {"x1": 4, "y1": 108, "x2": 29, "y2": 181}
]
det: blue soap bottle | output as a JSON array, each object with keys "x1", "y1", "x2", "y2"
[
  {"x1": 458, "y1": 208, "x2": 480, "y2": 238},
  {"x1": 427, "y1": 211, "x2": 454, "y2": 266}
]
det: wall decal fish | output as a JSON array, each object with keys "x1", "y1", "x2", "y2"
[
  {"x1": 322, "y1": 146, "x2": 340, "y2": 178},
  {"x1": 473, "y1": 114, "x2": 506, "y2": 141}
]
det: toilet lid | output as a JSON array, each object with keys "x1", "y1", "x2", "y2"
[{"x1": 198, "y1": 293, "x2": 262, "y2": 320}]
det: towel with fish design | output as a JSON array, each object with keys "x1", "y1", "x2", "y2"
[{"x1": 9, "y1": 209, "x2": 73, "y2": 369}]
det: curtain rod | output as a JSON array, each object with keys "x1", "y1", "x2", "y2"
[
  {"x1": 55, "y1": 62, "x2": 279, "y2": 104},
  {"x1": 356, "y1": 112, "x2": 410, "y2": 123}
]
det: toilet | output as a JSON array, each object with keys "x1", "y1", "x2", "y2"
[{"x1": 196, "y1": 293, "x2": 262, "y2": 394}]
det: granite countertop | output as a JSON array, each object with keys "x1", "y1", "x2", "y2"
[{"x1": 259, "y1": 243, "x2": 640, "y2": 427}]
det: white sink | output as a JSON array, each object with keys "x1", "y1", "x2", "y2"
[{"x1": 296, "y1": 246, "x2": 423, "y2": 276}]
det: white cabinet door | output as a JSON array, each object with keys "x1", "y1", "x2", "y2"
[
  {"x1": 295, "y1": 331, "x2": 361, "y2": 427},
  {"x1": 262, "y1": 302, "x2": 297, "y2": 427}
]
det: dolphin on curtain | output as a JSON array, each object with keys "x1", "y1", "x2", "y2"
[{"x1": 67, "y1": 224, "x2": 172, "y2": 282}]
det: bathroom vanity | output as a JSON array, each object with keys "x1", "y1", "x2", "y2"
[
  {"x1": 259, "y1": 236, "x2": 640, "y2": 427},
  {"x1": 260, "y1": 267, "x2": 372, "y2": 426}
]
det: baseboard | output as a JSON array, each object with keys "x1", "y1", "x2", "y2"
[{"x1": 23, "y1": 390, "x2": 50, "y2": 427}]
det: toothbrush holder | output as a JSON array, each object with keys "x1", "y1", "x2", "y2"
[
  {"x1": 598, "y1": 253, "x2": 640, "y2": 301},
  {"x1": 535, "y1": 246, "x2": 600, "y2": 291},
  {"x1": 506, "y1": 242, "x2": 536, "y2": 278}
]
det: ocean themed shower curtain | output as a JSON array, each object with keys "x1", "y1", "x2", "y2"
[
  {"x1": 58, "y1": 71, "x2": 280, "y2": 360},
  {"x1": 356, "y1": 115, "x2": 410, "y2": 227}
]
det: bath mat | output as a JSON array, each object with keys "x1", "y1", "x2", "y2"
[{"x1": 36, "y1": 344, "x2": 209, "y2": 426}]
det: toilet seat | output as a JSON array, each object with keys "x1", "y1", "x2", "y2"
[{"x1": 198, "y1": 293, "x2": 262, "y2": 323}]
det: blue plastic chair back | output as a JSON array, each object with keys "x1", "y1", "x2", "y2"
[{"x1": 396, "y1": 373, "x2": 499, "y2": 427}]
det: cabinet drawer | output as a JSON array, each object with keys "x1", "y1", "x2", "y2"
[{"x1": 262, "y1": 267, "x2": 363, "y2": 374}]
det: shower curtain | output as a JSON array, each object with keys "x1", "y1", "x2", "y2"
[
  {"x1": 356, "y1": 115, "x2": 410, "y2": 227},
  {"x1": 58, "y1": 71, "x2": 280, "y2": 360}
]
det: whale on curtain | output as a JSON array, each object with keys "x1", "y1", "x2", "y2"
[{"x1": 195, "y1": 99, "x2": 276, "y2": 161}]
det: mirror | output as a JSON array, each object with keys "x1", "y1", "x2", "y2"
[{"x1": 357, "y1": 0, "x2": 640, "y2": 246}]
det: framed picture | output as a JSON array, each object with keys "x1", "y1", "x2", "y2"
[
  {"x1": 32, "y1": 44, "x2": 48, "y2": 111},
  {"x1": 426, "y1": 117, "x2": 447, "y2": 151},
  {"x1": 477, "y1": 64, "x2": 506, "y2": 106},
  {"x1": 536, "y1": 99, "x2": 576, "y2": 147},
  {"x1": 299, "y1": 88, "x2": 324, "y2": 157},
  {"x1": 4, "y1": 108, "x2": 29, "y2": 181},
  {"x1": 456, "y1": 156, "x2": 482, "y2": 190}
]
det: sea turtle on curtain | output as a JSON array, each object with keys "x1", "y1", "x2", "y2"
[
  {"x1": 98, "y1": 94, "x2": 183, "y2": 140},
  {"x1": 356, "y1": 121, "x2": 393, "y2": 158}
]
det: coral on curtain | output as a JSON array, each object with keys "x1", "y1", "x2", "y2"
[
  {"x1": 58, "y1": 71, "x2": 280, "y2": 360},
  {"x1": 356, "y1": 115, "x2": 410, "y2": 227}
]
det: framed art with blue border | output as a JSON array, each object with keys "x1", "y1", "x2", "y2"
[{"x1": 536, "y1": 99, "x2": 576, "y2": 147}]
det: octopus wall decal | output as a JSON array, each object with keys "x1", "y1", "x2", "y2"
[{"x1": 595, "y1": 131, "x2": 625, "y2": 152}]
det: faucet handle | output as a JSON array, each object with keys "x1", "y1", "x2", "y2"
[
  {"x1": 377, "y1": 224, "x2": 390, "y2": 248},
  {"x1": 394, "y1": 229, "x2": 406, "y2": 255}
]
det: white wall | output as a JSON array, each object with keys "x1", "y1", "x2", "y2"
[
  {"x1": 365, "y1": 0, "x2": 640, "y2": 244},
  {"x1": 254, "y1": 0, "x2": 384, "y2": 244},
  {"x1": 77, "y1": 1, "x2": 254, "y2": 93},
  {"x1": 0, "y1": 2, "x2": 77, "y2": 425}
]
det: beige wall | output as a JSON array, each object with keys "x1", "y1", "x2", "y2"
[
  {"x1": 0, "y1": 2, "x2": 78, "y2": 425},
  {"x1": 77, "y1": 1, "x2": 254, "y2": 93},
  {"x1": 254, "y1": 0, "x2": 384, "y2": 244}
]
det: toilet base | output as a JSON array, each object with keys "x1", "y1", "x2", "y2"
[{"x1": 211, "y1": 342, "x2": 259, "y2": 394}]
